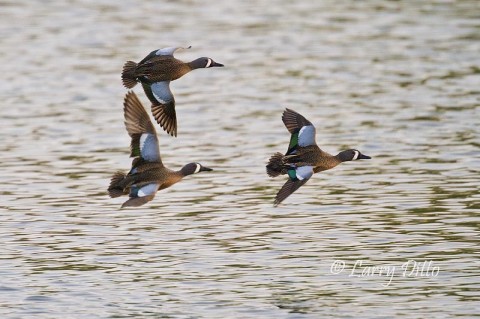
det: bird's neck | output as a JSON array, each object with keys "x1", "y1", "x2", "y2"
[
  {"x1": 186, "y1": 61, "x2": 200, "y2": 70},
  {"x1": 335, "y1": 151, "x2": 350, "y2": 163}
]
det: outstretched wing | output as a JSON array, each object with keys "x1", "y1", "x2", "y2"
[
  {"x1": 274, "y1": 179, "x2": 309, "y2": 206},
  {"x1": 123, "y1": 91, "x2": 162, "y2": 164},
  {"x1": 155, "y1": 46, "x2": 191, "y2": 57},
  {"x1": 142, "y1": 82, "x2": 178, "y2": 137},
  {"x1": 273, "y1": 165, "x2": 314, "y2": 206},
  {"x1": 282, "y1": 108, "x2": 317, "y2": 154},
  {"x1": 122, "y1": 183, "x2": 160, "y2": 208},
  {"x1": 137, "y1": 46, "x2": 191, "y2": 66},
  {"x1": 282, "y1": 108, "x2": 313, "y2": 133}
]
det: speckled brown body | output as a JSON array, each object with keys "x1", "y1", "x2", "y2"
[
  {"x1": 267, "y1": 108, "x2": 371, "y2": 206},
  {"x1": 108, "y1": 92, "x2": 213, "y2": 207},
  {"x1": 116, "y1": 162, "x2": 181, "y2": 191},
  {"x1": 284, "y1": 146, "x2": 341, "y2": 173},
  {"x1": 132, "y1": 56, "x2": 193, "y2": 83},
  {"x1": 121, "y1": 48, "x2": 224, "y2": 137}
]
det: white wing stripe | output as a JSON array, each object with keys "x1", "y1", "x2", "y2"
[
  {"x1": 152, "y1": 91, "x2": 167, "y2": 104},
  {"x1": 296, "y1": 166, "x2": 314, "y2": 180},
  {"x1": 151, "y1": 82, "x2": 173, "y2": 104},
  {"x1": 140, "y1": 133, "x2": 148, "y2": 150},
  {"x1": 137, "y1": 183, "x2": 158, "y2": 197}
]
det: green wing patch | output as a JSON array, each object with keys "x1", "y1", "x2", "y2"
[
  {"x1": 130, "y1": 134, "x2": 141, "y2": 157},
  {"x1": 287, "y1": 168, "x2": 298, "y2": 181},
  {"x1": 287, "y1": 131, "x2": 299, "y2": 155}
]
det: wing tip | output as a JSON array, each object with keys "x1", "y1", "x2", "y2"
[
  {"x1": 121, "y1": 194, "x2": 155, "y2": 208},
  {"x1": 151, "y1": 104, "x2": 178, "y2": 137},
  {"x1": 123, "y1": 91, "x2": 142, "y2": 113}
]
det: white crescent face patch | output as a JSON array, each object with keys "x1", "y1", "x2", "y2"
[
  {"x1": 194, "y1": 163, "x2": 201, "y2": 174},
  {"x1": 205, "y1": 58, "x2": 212, "y2": 68},
  {"x1": 352, "y1": 150, "x2": 359, "y2": 160}
]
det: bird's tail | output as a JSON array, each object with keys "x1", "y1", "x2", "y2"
[
  {"x1": 266, "y1": 152, "x2": 287, "y2": 177},
  {"x1": 108, "y1": 171, "x2": 128, "y2": 198},
  {"x1": 121, "y1": 61, "x2": 138, "y2": 89}
]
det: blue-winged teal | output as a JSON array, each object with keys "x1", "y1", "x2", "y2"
[
  {"x1": 121, "y1": 46, "x2": 224, "y2": 137},
  {"x1": 266, "y1": 108, "x2": 371, "y2": 206},
  {"x1": 108, "y1": 91, "x2": 213, "y2": 208}
]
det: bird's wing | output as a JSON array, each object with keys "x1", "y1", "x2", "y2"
[
  {"x1": 123, "y1": 91, "x2": 163, "y2": 164},
  {"x1": 137, "y1": 46, "x2": 191, "y2": 65},
  {"x1": 282, "y1": 108, "x2": 317, "y2": 154},
  {"x1": 273, "y1": 165, "x2": 314, "y2": 206},
  {"x1": 121, "y1": 183, "x2": 160, "y2": 208},
  {"x1": 155, "y1": 46, "x2": 191, "y2": 57},
  {"x1": 142, "y1": 81, "x2": 178, "y2": 137}
]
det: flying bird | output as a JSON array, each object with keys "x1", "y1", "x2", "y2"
[
  {"x1": 267, "y1": 108, "x2": 371, "y2": 206},
  {"x1": 108, "y1": 91, "x2": 213, "y2": 208},
  {"x1": 122, "y1": 46, "x2": 223, "y2": 137}
]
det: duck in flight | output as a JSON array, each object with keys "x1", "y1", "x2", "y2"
[
  {"x1": 122, "y1": 46, "x2": 223, "y2": 137},
  {"x1": 266, "y1": 108, "x2": 371, "y2": 206},
  {"x1": 108, "y1": 91, "x2": 213, "y2": 208}
]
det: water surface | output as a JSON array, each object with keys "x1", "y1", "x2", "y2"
[{"x1": 0, "y1": 1, "x2": 479, "y2": 318}]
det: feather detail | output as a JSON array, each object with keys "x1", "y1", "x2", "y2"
[
  {"x1": 108, "y1": 171, "x2": 128, "y2": 198},
  {"x1": 274, "y1": 179, "x2": 309, "y2": 206},
  {"x1": 282, "y1": 108, "x2": 313, "y2": 134},
  {"x1": 122, "y1": 61, "x2": 138, "y2": 88}
]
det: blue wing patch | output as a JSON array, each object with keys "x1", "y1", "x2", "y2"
[
  {"x1": 130, "y1": 183, "x2": 159, "y2": 198},
  {"x1": 121, "y1": 183, "x2": 160, "y2": 207},
  {"x1": 155, "y1": 46, "x2": 191, "y2": 56},
  {"x1": 139, "y1": 133, "x2": 160, "y2": 162},
  {"x1": 287, "y1": 125, "x2": 316, "y2": 154},
  {"x1": 287, "y1": 166, "x2": 314, "y2": 181},
  {"x1": 151, "y1": 81, "x2": 174, "y2": 105},
  {"x1": 298, "y1": 125, "x2": 316, "y2": 147}
]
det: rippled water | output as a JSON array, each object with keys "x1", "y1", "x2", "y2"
[{"x1": 1, "y1": 1, "x2": 479, "y2": 318}]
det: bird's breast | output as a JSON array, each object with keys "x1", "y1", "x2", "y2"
[{"x1": 159, "y1": 174, "x2": 183, "y2": 190}]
